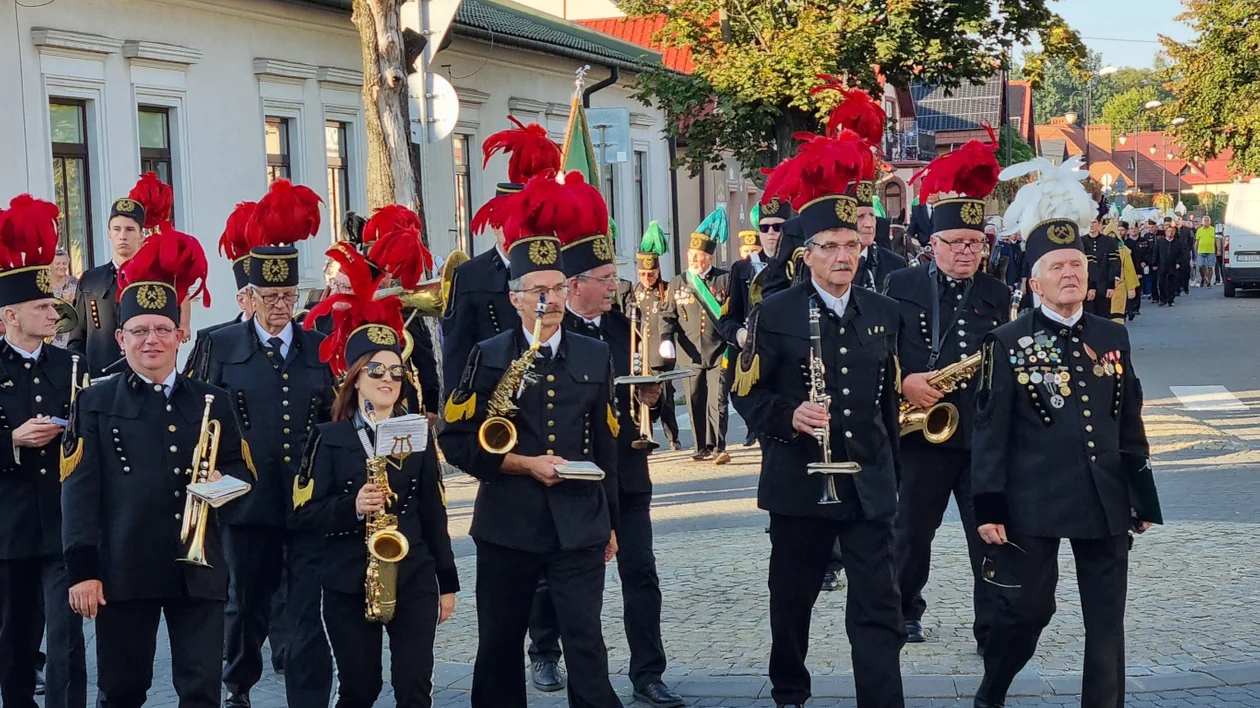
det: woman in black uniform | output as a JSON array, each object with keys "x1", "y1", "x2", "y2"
[{"x1": 294, "y1": 246, "x2": 457, "y2": 708}]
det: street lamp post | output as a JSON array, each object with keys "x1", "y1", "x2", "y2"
[
  {"x1": 1063, "y1": 66, "x2": 1117, "y2": 170},
  {"x1": 1124, "y1": 99, "x2": 1164, "y2": 197}
]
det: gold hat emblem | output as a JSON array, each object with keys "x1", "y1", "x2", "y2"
[
  {"x1": 528, "y1": 239, "x2": 558, "y2": 266},
  {"x1": 689, "y1": 234, "x2": 710, "y2": 251},
  {"x1": 35, "y1": 268, "x2": 51, "y2": 294},
  {"x1": 740, "y1": 230, "x2": 759, "y2": 246},
  {"x1": 961, "y1": 202, "x2": 985, "y2": 226},
  {"x1": 592, "y1": 234, "x2": 614, "y2": 261},
  {"x1": 636, "y1": 253, "x2": 659, "y2": 270},
  {"x1": 857, "y1": 181, "x2": 875, "y2": 203},
  {"x1": 764, "y1": 196, "x2": 781, "y2": 215},
  {"x1": 834, "y1": 197, "x2": 857, "y2": 224},
  {"x1": 366, "y1": 325, "x2": 397, "y2": 345},
  {"x1": 262, "y1": 258, "x2": 290, "y2": 283},
  {"x1": 1046, "y1": 222, "x2": 1076, "y2": 245},
  {"x1": 114, "y1": 199, "x2": 138, "y2": 213},
  {"x1": 136, "y1": 284, "x2": 168, "y2": 310}
]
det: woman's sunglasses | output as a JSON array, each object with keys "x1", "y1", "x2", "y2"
[{"x1": 364, "y1": 362, "x2": 406, "y2": 382}]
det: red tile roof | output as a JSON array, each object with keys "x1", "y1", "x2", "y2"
[{"x1": 577, "y1": 15, "x2": 694, "y2": 73}]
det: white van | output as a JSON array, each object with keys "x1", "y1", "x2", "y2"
[{"x1": 1222, "y1": 182, "x2": 1260, "y2": 297}]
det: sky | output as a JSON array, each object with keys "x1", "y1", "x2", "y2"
[{"x1": 1019, "y1": 0, "x2": 1197, "y2": 70}]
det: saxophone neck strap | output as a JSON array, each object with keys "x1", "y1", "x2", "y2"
[{"x1": 927, "y1": 261, "x2": 974, "y2": 371}]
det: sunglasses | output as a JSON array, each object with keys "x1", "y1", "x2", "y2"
[
  {"x1": 758, "y1": 223, "x2": 782, "y2": 233},
  {"x1": 364, "y1": 362, "x2": 406, "y2": 382},
  {"x1": 980, "y1": 541, "x2": 1027, "y2": 588}
]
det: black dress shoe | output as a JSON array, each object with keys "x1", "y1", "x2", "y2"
[
  {"x1": 224, "y1": 692, "x2": 251, "y2": 708},
  {"x1": 691, "y1": 449, "x2": 713, "y2": 461},
  {"x1": 633, "y1": 681, "x2": 684, "y2": 707},
  {"x1": 34, "y1": 668, "x2": 45, "y2": 696},
  {"x1": 820, "y1": 570, "x2": 842, "y2": 591},
  {"x1": 904, "y1": 619, "x2": 926, "y2": 643},
  {"x1": 530, "y1": 660, "x2": 566, "y2": 692}
]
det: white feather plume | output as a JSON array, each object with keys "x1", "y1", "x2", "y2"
[{"x1": 999, "y1": 155, "x2": 1097, "y2": 238}]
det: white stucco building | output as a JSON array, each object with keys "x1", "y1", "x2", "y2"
[{"x1": 1, "y1": 0, "x2": 673, "y2": 330}]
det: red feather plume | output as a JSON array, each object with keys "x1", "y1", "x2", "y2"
[
  {"x1": 304, "y1": 246, "x2": 404, "y2": 377},
  {"x1": 911, "y1": 124, "x2": 1001, "y2": 202},
  {"x1": 246, "y1": 179, "x2": 323, "y2": 246},
  {"x1": 482, "y1": 116, "x2": 562, "y2": 185},
  {"x1": 555, "y1": 172, "x2": 608, "y2": 245},
  {"x1": 471, "y1": 193, "x2": 515, "y2": 234},
  {"x1": 764, "y1": 129, "x2": 871, "y2": 209},
  {"x1": 362, "y1": 205, "x2": 422, "y2": 247},
  {"x1": 0, "y1": 195, "x2": 60, "y2": 269},
  {"x1": 218, "y1": 201, "x2": 257, "y2": 261},
  {"x1": 368, "y1": 227, "x2": 433, "y2": 291},
  {"x1": 502, "y1": 174, "x2": 581, "y2": 249},
  {"x1": 117, "y1": 228, "x2": 211, "y2": 307},
  {"x1": 128, "y1": 172, "x2": 174, "y2": 230},
  {"x1": 811, "y1": 75, "x2": 887, "y2": 147}
]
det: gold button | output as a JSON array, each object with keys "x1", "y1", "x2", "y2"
[
  {"x1": 548, "y1": 435, "x2": 556, "y2": 442},
  {"x1": 168, "y1": 425, "x2": 177, "y2": 432},
  {"x1": 547, "y1": 449, "x2": 554, "y2": 455},
  {"x1": 1088, "y1": 441, "x2": 1095, "y2": 448},
  {"x1": 1081, "y1": 395, "x2": 1090, "y2": 403},
  {"x1": 283, "y1": 373, "x2": 289, "y2": 380},
  {"x1": 547, "y1": 403, "x2": 554, "y2": 410},
  {"x1": 34, "y1": 395, "x2": 41, "y2": 403},
  {"x1": 284, "y1": 443, "x2": 291, "y2": 450},
  {"x1": 1085, "y1": 425, "x2": 1093, "y2": 432},
  {"x1": 39, "y1": 469, "x2": 46, "y2": 475},
  {"x1": 169, "y1": 445, "x2": 178, "y2": 453},
  {"x1": 284, "y1": 414, "x2": 291, "y2": 421},
  {"x1": 547, "y1": 390, "x2": 555, "y2": 398},
  {"x1": 32, "y1": 378, "x2": 39, "y2": 384},
  {"x1": 284, "y1": 456, "x2": 291, "y2": 463},
  {"x1": 1083, "y1": 410, "x2": 1092, "y2": 418},
  {"x1": 547, "y1": 421, "x2": 554, "y2": 427},
  {"x1": 283, "y1": 428, "x2": 291, "y2": 434},
  {"x1": 547, "y1": 375, "x2": 555, "y2": 382}
]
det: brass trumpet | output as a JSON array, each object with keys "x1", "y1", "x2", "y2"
[
  {"x1": 898, "y1": 352, "x2": 982, "y2": 444},
  {"x1": 179, "y1": 395, "x2": 221, "y2": 567},
  {"x1": 375, "y1": 249, "x2": 468, "y2": 318},
  {"x1": 477, "y1": 295, "x2": 547, "y2": 453}
]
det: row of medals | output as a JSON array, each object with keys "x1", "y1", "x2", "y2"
[{"x1": 1011, "y1": 333, "x2": 1071, "y2": 410}]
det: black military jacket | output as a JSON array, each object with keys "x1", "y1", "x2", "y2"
[
  {"x1": 406, "y1": 316, "x2": 441, "y2": 413},
  {"x1": 191, "y1": 320, "x2": 335, "y2": 527},
  {"x1": 438, "y1": 328, "x2": 619, "y2": 553},
  {"x1": 61, "y1": 370, "x2": 251, "y2": 601},
  {"x1": 856, "y1": 245, "x2": 907, "y2": 293},
  {"x1": 717, "y1": 256, "x2": 760, "y2": 348},
  {"x1": 883, "y1": 265, "x2": 1010, "y2": 450},
  {"x1": 1081, "y1": 234, "x2": 1122, "y2": 293},
  {"x1": 440, "y1": 248, "x2": 519, "y2": 398},
  {"x1": 563, "y1": 309, "x2": 651, "y2": 496},
  {"x1": 732, "y1": 282, "x2": 902, "y2": 522},
  {"x1": 182, "y1": 314, "x2": 243, "y2": 377},
  {"x1": 1155, "y1": 236, "x2": 1188, "y2": 271},
  {"x1": 660, "y1": 267, "x2": 731, "y2": 370},
  {"x1": 0, "y1": 341, "x2": 74, "y2": 559},
  {"x1": 67, "y1": 262, "x2": 123, "y2": 377},
  {"x1": 629, "y1": 282, "x2": 674, "y2": 371},
  {"x1": 972, "y1": 309, "x2": 1151, "y2": 539},
  {"x1": 292, "y1": 420, "x2": 457, "y2": 596}
]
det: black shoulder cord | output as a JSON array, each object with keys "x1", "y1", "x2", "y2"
[{"x1": 927, "y1": 261, "x2": 974, "y2": 370}]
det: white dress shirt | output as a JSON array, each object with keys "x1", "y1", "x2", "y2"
[
  {"x1": 1039, "y1": 304, "x2": 1084, "y2": 327},
  {"x1": 135, "y1": 369, "x2": 178, "y2": 398},
  {"x1": 254, "y1": 318, "x2": 293, "y2": 358},
  {"x1": 523, "y1": 324, "x2": 562, "y2": 356},
  {"x1": 5, "y1": 337, "x2": 41, "y2": 361},
  {"x1": 811, "y1": 281, "x2": 852, "y2": 318}
]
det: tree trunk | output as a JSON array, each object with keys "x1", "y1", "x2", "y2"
[
  {"x1": 771, "y1": 105, "x2": 818, "y2": 166},
  {"x1": 352, "y1": 0, "x2": 420, "y2": 213}
]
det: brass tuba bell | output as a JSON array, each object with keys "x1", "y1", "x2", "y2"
[
  {"x1": 53, "y1": 298, "x2": 78, "y2": 335},
  {"x1": 376, "y1": 249, "x2": 469, "y2": 318}
]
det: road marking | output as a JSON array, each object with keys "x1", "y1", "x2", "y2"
[{"x1": 1169, "y1": 385, "x2": 1249, "y2": 411}]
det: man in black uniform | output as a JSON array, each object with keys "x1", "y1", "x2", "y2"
[
  {"x1": 439, "y1": 177, "x2": 622, "y2": 708},
  {"x1": 560, "y1": 190, "x2": 682, "y2": 708},
  {"x1": 189, "y1": 180, "x2": 334, "y2": 708},
  {"x1": 883, "y1": 139, "x2": 1008, "y2": 649},
  {"x1": 971, "y1": 172, "x2": 1159, "y2": 708},
  {"x1": 733, "y1": 134, "x2": 905, "y2": 708},
  {"x1": 184, "y1": 201, "x2": 257, "y2": 377},
  {"x1": 67, "y1": 197, "x2": 144, "y2": 376},
  {"x1": 631, "y1": 225, "x2": 681, "y2": 451},
  {"x1": 1153, "y1": 222, "x2": 1187, "y2": 307},
  {"x1": 660, "y1": 207, "x2": 732, "y2": 464},
  {"x1": 0, "y1": 195, "x2": 86, "y2": 708},
  {"x1": 855, "y1": 182, "x2": 907, "y2": 293},
  {"x1": 1081, "y1": 217, "x2": 1120, "y2": 318},
  {"x1": 62, "y1": 228, "x2": 254, "y2": 708}
]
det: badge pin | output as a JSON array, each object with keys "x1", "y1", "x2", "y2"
[
  {"x1": 1018, "y1": 336, "x2": 1034, "y2": 348},
  {"x1": 1059, "y1": 385, "x2": 1072, "y2": 396},
  {"x1": 1017, "y1": 372, "x2": 1030, "y2": 385},
  {"x1": 1093, "y1": 364, "x2": 1105, "y2": 377},
  {"x1": 1050, "y1": 394, "x2": 1065, "y2": 409},
  {"x1": 1030, "y1": 372, "x2": 1044, "y2": 384}
]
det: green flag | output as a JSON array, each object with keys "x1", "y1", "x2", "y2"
[
  {"x1": 873, "y1": 193, "x2": 886, "y2": 219},
  {"x1": 561, "y1": 94, "x2": 601, "y2": 191}
]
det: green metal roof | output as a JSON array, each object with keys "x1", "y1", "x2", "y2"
[{"x1": 292, "y1": 0, "x2": 659, "y2": 70}]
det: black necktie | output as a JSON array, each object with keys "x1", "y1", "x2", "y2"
[{"x1": 267, "y1": 336, "x2": 284, "y2": 355}]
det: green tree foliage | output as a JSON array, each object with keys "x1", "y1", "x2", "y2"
[
  {"x1": 998, "y1": 124, "x2": 1036, "y2": 166},
  {"x1": 1153, "y1": 192, "x2": 1175, "y2": 211},
  {"x1": 1099, "y1": 87, "x2": 1165, "y2": 144},
  {"x1": 1016, "y1": 50, "x2": 1171, "y2": 128},
  {"x1": 1128, "y1": 191, "x2": 1154, "y2": 208},
  {"x1": 1179, "y1": 192, "x2": 1200, "y2": 210},
  {"x1": 1163, "y1": 0, "x2": 1260, "y2": 175},
  {"x1": 625, "y1": 0, "x2": 1087, "y2": 177}
]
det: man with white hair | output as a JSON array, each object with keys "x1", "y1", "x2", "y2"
[{"x1": 970, "y1": 158, "x2": 1162, "y2": 708}]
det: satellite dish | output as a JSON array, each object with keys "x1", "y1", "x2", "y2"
[{"x1": 407, "y1": 72, "x2": 460, "y2": 144}]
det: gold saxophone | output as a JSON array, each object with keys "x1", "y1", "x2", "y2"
[
  {"x1": 364, "y1": 403, "x2": 409, "y2": 624},
  {"x1": 179, "y1": 395, "x2": 221, "y2": 567},
  {"x1": 898, "y1": 352, "x2": 982, "y2": 444},
  {"x1": 477, "y1": 295, "x2": 547, "y2": 454}
]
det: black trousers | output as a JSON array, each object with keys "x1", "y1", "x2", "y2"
[
  {"x1": 977, "y1": 533, "x2": 1128, "y2": 708},
  {"x1": 322, "y1": 577, "x2": 438, "y2": 708},
  {"x1": 683, "y1": 365, "x2": 728, "y2": 452},
  {"x1": 527, "y1": 581, "x2": 561, "y2": 664},
  {"x1": 472, "y1": 541, "x2": 620, "y2": 708},
  {"x1": 767, "y1": 513, "x2": 905, "y2": 707},
  {"x1": 650, "y1": 380, "x2": 680, "y2": 445},
  {"x1": 284, "y1": 534, "x2": 333, "y2": 708},
  {"x1": 1158, "y1": 268, "x2": 1179, "y2": 305},
  {"x1": 95, "y1": 597, "x2": 223, "y2": 708},
  {"x1": 222, "y1": 525, "x2": 284, "y2": 694},
  {"x1": 892, "y1": 443, "x2": 996, "y2": 645},
  {"x1": 1085, "y1": 290, "x2": 1113, "y2": 318},
  {"x1": 0, "y1": 557, "x2": 86, "y2": 708}
]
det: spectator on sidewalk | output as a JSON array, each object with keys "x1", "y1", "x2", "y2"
[
  {"x1": 1215, "y1": 223, "x2": 1225, "y2": 285},
  {"x1": 1196, "y1": 216, "x2": 1217, "y2": 287}
]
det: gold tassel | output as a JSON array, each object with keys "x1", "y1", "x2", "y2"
[
  {"x1": 894, "y1": 355, "x2": 902, "y2": 394},
  {"x1": 59, "y1": 438, "x2": 83, "y2": 483},
  {"x1": 241, "y1": 439, "x2": 258, "y2": 479},
  {"x1": 721, "y1": 298, "x2": 730, "y2": 316},
  {"x1": 607, "y1": 403, "x2": 620, "y2": 437},
  {"x1": 438, "y1": 478, "x2": 447, "y2": 508},
  {"x1": 444, "y1": 391, "x2": 476, "y2": 424},
  {"x1": 292, "y1": 476, "x2": 314, "y2": 510},
  {"x1": 733, "y1": 353, "x2": 760, "y2": 396}
]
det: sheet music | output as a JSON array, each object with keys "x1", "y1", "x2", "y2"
[
  {"x1": 375, "y1": 414, "x2": 429, "y2": 458},
  {"x1": 188, "y1": 476, "x2": 252, "y2": 508}
]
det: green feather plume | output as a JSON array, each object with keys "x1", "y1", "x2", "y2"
[
  {"x1": 608, "y1": 217, "x2": 619, "y2": 242},
  {"x1": 696, "y1": 204, "x2": 728, "y2": 244},
  {"x1": 750, "y1": 202, "x2": 761, "y2": 226},
  {"x1": 639, "y1": 220, "x2": 668, "y2": 255}
]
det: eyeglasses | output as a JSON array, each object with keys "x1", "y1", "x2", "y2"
[
  {"x1": 122, "y1": 325, "x2": 177, "y2": 340},
  {"x1": 759, "y1": 223, "x2": 782, "y2": 233},
  {"x1": 256, "y1": 291, "x2": 300, "y2": 306},
  {"x1": 980, "y1": 541, "x2": 1026, "y2": 588},
  {"x1": 516, "y1": 285, "x2": 569, "y2": 299},
  {"x1": 577, "y1": 274, "x2": 619, "y2": 286},
  {"x1": 936, "y1": 238, "x2": 986, "y2": 254},
  {"x1": 364, "y1": 362, "x2": 406, "y2": 382},
  {"x1": 806, "y1": 240, "x2": 862, "y2": 256}
]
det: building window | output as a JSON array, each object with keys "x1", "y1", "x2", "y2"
[
  {"x1": 1128, "y1": 157, "x2": 1136, "y2": 170},
  {"x1": 453, "y1": 134, "x2": 473, "y2": 253},
  {"x1": 265, "y1": 117, "x2": 292, "y2": 184},
  {"x1": 603, "y1": 165, "x2": 616, "y2": 222},
  {"x1": 883, "y1": 182, "x2": 904, "y2": 223},
  {"x1": 138, "y1": 107, "x2": 173, "y2": 194},
  {"x1": 325, "y1": 121, "x2": 350, "y2": 235},
  {"x1": 634, "y1": 150, "x2": 646, "y2": 239},
  {"x1": 49, "y1": 99, "x2": 93, "y2": 275}
]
